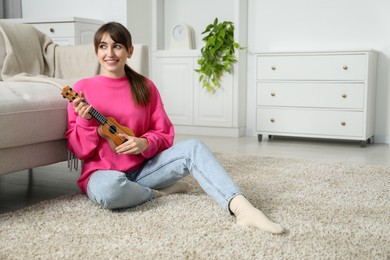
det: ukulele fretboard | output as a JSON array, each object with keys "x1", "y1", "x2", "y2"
[{"x1": 88, "y1": 107, "x2": 108, "y2": 125}]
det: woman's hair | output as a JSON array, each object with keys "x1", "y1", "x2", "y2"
[{"x1": 94, "y1": 22, "x2": 150, "y2": 106}]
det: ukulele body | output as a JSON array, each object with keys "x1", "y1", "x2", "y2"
[{"x1": 98, "y1": 117, "x2": 135, "y2": 150}]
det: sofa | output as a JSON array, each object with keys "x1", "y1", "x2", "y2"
[{"x1": 0, "y1": 21, "x2": 149, "y2": 175}]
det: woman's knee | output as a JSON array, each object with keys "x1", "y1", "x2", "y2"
[
  {"x1": 87, "y1": 171, "x2": 153, "y2": 209},
  {"x1": 87, "y1": 172, "x2": 130, "y2": 209}
]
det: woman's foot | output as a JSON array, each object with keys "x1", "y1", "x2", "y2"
[{"x1": 229, "y1": 195, "x2": 285, "y2": 234}]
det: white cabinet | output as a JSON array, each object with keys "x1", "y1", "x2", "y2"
[
  {"x1": 255, "y1": 50, "x2": 378, "y2": 146},
  {"x1": 151, "y1": 0, "x2": 247, "y2": 137},
  {"x1": 3, "y1": 17, "x2": 103, "y2": 45},
  {"x1": 156, "y1": 51, "x2": 242, "y2": 136},
  {"x1": 156, "y1": 54, "x2": 195, "y2": 126}
]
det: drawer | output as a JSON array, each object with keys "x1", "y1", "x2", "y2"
[
  {"x1": 29, "y1": 22, "x2": 75, "y2": 38},
  {"x1": 257, "y1": 82, "x2": 365, "y2": 109},
  {"x1": 256, "y1": 108, "x2": 364, "y2": 137},
  {"x1": 257, "y1": 54, "x2": 367, "y2": 81}
]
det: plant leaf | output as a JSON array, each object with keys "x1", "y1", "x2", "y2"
[{"x1": 196, "y1": 17, "x2": 244, "y2": 93}]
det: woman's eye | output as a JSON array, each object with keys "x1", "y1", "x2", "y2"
[
  {"x1": 114, "y1": 44, "x2": 122, "y2": 49},
  {"x1": 99, "y1": 44, "x2": 106, "y2": 49}
]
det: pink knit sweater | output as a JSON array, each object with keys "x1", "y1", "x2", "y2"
[{"x1": 65, "y1": 75, "x2": 174, "y2": 193}]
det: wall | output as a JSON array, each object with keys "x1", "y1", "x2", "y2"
[
  {"x1": 246, "y1": 0, "x2": 390, "y2": 143},
  {"x1": 127, "y1": 0, "x2": 152, "y2": 47}
]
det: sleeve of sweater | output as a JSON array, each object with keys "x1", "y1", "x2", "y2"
[
  {"x1": 64, "y1": 85, "x2": 101, "y2": 160},
  {"x1": 140, "y1": 81, "x2": 175, "y2": 159}
]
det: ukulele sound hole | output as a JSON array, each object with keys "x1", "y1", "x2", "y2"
[{"x1": 109, "y1": 125, "x2": 117, "y2": 134}]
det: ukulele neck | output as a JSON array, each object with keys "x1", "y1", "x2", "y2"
[{"x1": 82, "y1": 100, "x2": 108, "y2": 125}]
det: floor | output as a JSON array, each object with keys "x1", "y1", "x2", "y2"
[{"x1": 1, "y1": 134, "x2": 390, "y2": 214}]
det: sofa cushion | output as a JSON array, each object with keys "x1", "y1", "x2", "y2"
[{"x1": 0, "y1": 82, "x2": 68, "y2": 149}]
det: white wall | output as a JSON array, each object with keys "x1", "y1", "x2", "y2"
[
  {"x1": 246, "y1": 0, "x2": 390, "y2": 143},
  {"x1": 127, "y1": 0, "x2": 152, "y2": 47}
]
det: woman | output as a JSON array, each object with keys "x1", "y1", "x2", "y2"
[{"x1": 65, "y1": 22, "x2": 284, "y2": 234}]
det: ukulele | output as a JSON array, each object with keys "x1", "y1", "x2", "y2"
[{"x1": 61, "y1": 86, "x2": 135, "y2": 150}]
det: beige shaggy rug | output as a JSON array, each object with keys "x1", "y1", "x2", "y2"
[{"x1": 1, "y1": 153, "x2": 389, "y2": 259}]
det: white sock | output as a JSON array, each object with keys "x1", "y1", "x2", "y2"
[{"x1": 229, "y1": 195, "x2": 285, "y2": 234}]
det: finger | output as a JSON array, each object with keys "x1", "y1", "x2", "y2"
[
  {"x1": 116, "y1": 141, "x2": 138, "y2": 154},
  {"x1": 84, "y1": 105, "x2": 92, "y2": 115},
  {"x1": 82, "y1": 105, "x2": 92, "y2": 119},
  {"x1": 118, "y1": 133, "x2": 134, "y2": 141},
  {"x1": 76, "y1": 104, "x2": 91, "y2": 119},
  {"x1": 73, "y1": 92, "x2": 86, "y2": 107},
  {"x1": 116, "y1": 146, "x2": 132, "y2": 154},
  {"x1": 72, "y1": 97, "x2": 82, "y2": 107}
]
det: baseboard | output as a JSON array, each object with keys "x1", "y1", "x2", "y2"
[{"x1": 174, "y1": 125, "x2": 245, "y2": 137}]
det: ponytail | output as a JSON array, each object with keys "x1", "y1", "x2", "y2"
[{"x1": 124, "y1": 64, "x2": 150, "y2": 106}]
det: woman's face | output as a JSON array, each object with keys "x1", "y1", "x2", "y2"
[{"x1": 97, "y1": 32, "x2": 133, "y2": 78}]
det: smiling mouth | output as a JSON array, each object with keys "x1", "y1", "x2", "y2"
[{"x1": 105, "y1": 59, "x2": 119, "y2": 65}]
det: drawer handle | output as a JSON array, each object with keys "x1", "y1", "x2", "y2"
[
  {"x1": 271, "y1": 66, "x2": 276, "y2": 71},
  {"x1": 341, "y1": 121, "x2": 346, "y2": 126},
  {"x1": 342, "y1": 93, "x2": 347, "y2": 98},
  {"x1": 49, "y1": 28, "x2": 55, "y2": 33},
  {"x1": 343, "y1": 65, "x2": 348, "y2": 70},
  {"x1": 270, "y1": 118, "x2": 275, "y2": 123},
  {"x1": 271, "y1": 92, "x2": 276, "y2": 97}
]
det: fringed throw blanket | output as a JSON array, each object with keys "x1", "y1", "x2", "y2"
[{"x1": 0, "y1": 21, "x2": 99, "y2": 88}]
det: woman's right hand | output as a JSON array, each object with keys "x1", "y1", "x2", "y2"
[{"x1": 73, "y1": 91, "x2": 92, "y2": 120}]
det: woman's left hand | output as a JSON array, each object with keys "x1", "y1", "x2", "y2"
[{"x1": 115, "y1": 134, "x2": 148, "y2": 155}]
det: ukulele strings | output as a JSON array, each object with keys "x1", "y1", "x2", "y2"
[{"x1": 91, "y1": 110, "x2": 128, "y2": 137}]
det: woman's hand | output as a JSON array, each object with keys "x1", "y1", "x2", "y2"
[
  {"x1": 73, "y1": 91, "x2": 92, "y2": 120},
  {"x1": 116, "y1": 134, "x2": 148, "y2": 155}
]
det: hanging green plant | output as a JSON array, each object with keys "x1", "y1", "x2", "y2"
[{"x1": 195, "y1": 18, "x2": 243, "y2": 93}]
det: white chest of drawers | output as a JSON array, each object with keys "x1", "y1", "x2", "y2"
[
  {"x1": 2, "y1": 17, "x2": 103, "y2": 45},
  {"x1": 255, "y1": 50, "x2": 378, "y2": 146}
]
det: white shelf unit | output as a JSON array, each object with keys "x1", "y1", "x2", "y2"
[
  {"x1": 151, "y1": 0, "x2": 247, "y2": 137},
  {"x1": 3, "y1": 17, "x2": 103, "y2": 45},
  {"x1": 255, "y1": 50, "x2": 378, "y2": 147}
]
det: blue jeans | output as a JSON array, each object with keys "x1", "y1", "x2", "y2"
[{"x1": 86, "y1": 139, "x2": 241, "y2": 212}]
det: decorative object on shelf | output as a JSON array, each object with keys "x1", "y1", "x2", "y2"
[
  {"x1": 195, "y1": 18, "x2": 243, "y2": 93},
  {"x1": 169, "y1": 23, "x2": 195, "y2": 50}
]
